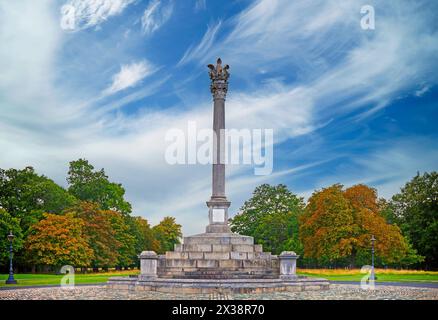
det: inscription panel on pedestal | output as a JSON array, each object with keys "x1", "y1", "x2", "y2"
[{"x1": 212, "y1": 208, "x2": 225, "y2": 223}]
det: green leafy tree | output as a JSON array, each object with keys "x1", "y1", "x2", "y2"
[
  {"x1": 103, "y1": 210, "x2": 136, "y2": 267},
  {"x1": 67, "y1": 159, "x2": 132, "y2": 214},
  {"x1": 0, "y1": 167, "x2": 77, "y2": 231},
  {"x1": 25, "y1": 213, "x2": 93, "y2": 269},
  {"x1": 152, "y1": 217, "x2": 182, "y2": 254},
  {"x1": 0, "y1": 209, "x2": 23, "y2": 268},
  {"x1": 230, "y1": 184, "x2": 305, "y2": 254},
  {"x1": 391, "y1": 172, "x2": 438, "y2": 269},
  {"x1": 128, "y1": 216, "x2": 160, "y2": 263}
]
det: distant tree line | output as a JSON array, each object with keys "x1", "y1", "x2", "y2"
[
  {"x1": 231, "y1": 172, "x2": 437, "y2": 270},
  {"x1": 0, "y1": 159, "x2": 182, "y2": 273},
  {"x1": 1, "y1": 159, "x2": 436, "y2": 272}
]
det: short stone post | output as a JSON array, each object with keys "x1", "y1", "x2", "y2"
[
  {"x1": 279, "y1": 251, "x2": 299, "y2": 280},
  {"x1": 139, "y1": 251, "x2": 158, "y2": 280}
]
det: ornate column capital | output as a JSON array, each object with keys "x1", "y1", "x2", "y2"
[{"x1": 208, "y1": 58, "x2": 229, "y2": 100}]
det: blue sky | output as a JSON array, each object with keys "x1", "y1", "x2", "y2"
[{"x1": 0, "y1": 0, "x2": 437, "y2": 235}]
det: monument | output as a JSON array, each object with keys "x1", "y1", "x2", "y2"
[{"x1": 108, "y1": 59, "x2": 329, "y2": 293}]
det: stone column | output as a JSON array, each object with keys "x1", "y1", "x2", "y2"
[
  {"x1": 206, "y1": 58, "x2": 231, "y2": 233},
  {"x1": 212, "y1": 96, "x2": 226, "y2": 199},
  {"x1": 139, "y1": 251, "x2": 158, "y2": 280},
  {"x1": 279, "y1": 251, "x2": 299, "y2": 280}
]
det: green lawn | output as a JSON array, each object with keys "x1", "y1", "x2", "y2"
[
  {"x1": 1, "y1": 270, "x2": 437, "y2": 288},
  {"x1": 0, "y1": 271, "x2": 139, "y2": 288},
  {"x1": 298, "y1": 272, "x2": 438, "y2": 283}
]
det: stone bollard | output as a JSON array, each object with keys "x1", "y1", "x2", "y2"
[
  {"x1": 279, "y1": 251, "x2": 299, "y2": 280},
  {"x1": 139, "y1": 251, "x2": 158, "y2": 280}
]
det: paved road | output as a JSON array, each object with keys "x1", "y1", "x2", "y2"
[
  {"x1": 0, "y1": 284, "x2": 437, "y2": 300},
  {"x1": 1, "y1": 281, "x2": 437, "y2": 290}
]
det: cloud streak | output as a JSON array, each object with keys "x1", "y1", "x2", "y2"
[
  {"x1": 141, "y1": 0, "x2": 173, "y2": 36},
  {"x1": 104, "y1": 60, "x2": 157, "y2": 95},
  {"x1": 61, "y1": 0, "x2": 135, "y2": 31},
  {"x1": 178, "y1": 21, "x2": 222, "y2": 67}
]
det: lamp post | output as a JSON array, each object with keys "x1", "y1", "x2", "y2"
[
  {"x1": 5, "y1": 230, "x2": 17, "y2": 285},
  {"x1": 370, "y1": 235, "x2": 376, "y2": 282}
]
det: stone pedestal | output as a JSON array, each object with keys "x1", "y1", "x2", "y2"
[
  {"x1": 139, "y1": 251, "x2": 158, "y2": 280},
  {"x1": 206, "y1": 198, "x2": 231, "y2": 233},
  {"x1": 157, "y1": 233, "x2": 279, "y2": 279},
  {"x1": 279, "y1": 251, "x2": 299, "y2": 279}
]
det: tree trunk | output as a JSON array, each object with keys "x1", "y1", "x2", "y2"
[{"x1": 350, "y1": 248, "x2": 357, "y2": 269}]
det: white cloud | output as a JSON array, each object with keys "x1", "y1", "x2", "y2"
[
  {"x1": 183, "y1": 0, "x2": 438, "y2": 124},
  {"x1": 178, "y1": 21, "x2": 222, "y2": 66},
  {"x1": 61, "y1": 0, "x2": 135, "y2": 31},
  {"x1": 141, "y1": 0, "x2": 173, "y2": 36},
  {"x1": 104, "y1": 60, "x2": 156, "y2": 95},
  {"x1": 310, "y1": 137, "x2": 438, "y2": 200},
  {"x1": 415, "y1": 85, "x2": 430, "y2": 97}
]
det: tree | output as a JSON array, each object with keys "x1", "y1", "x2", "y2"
[
  {"x1": 230, "y1": 184, "x2": 305, "y2": 254},
  {"x1": 344, "y1": 184, "x2": 412, "y2": 266},
  {"x1": 300, "y1": 184, "x2": 415, "y2": 267},
  {"x1": 25, "y1": 213, "x2": 93, "y2": 269},
  {"x1": 103, "y1": 210, "x2": 136, "y2": 268},
  {"x1": 152, "y1": 217, "x2": 182, "y2": 254},
  {"x1": 67, "y1": 159, "x2": 132, "y2": 214},
  {"x1": 391, "y1": 172, "x2": 438, "y2": 269},
  {"x1": 0, "y1": 167, "x2": 77, "y2": 231},
  {"x1": 128, "y1": 216, "x2": 160, "y2": 263},
  {"x1": 299, "y1": 184, "x2": 356, "y2": 266},
  {"x1": 65, "y1": 202, "x2": 121, "y2": 269},
  {"x1": 0, "y1": 209, "x2": 23, "y2": 268}
]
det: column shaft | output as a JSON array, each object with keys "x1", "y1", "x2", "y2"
[{"x1": 212, "y1": 97, "x2": 225, "y2": 198}]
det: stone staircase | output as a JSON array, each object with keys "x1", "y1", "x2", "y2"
[{"x1": 157, "y1": 232, "x2": 279, "y2": 279}]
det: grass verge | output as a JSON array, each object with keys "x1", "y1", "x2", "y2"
[
  {"x1": 298, "y1": 268, "x2": 438, "y2": 282},
  {"x1": 0, "y1": 270, "x2": 139, "y2": 288},
  {"x1": 1, "y1": 269, "x2": 437, "y2": 287}
]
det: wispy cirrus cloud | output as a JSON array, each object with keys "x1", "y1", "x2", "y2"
[
  {"x1": 181, "y1": 0, "x2": 438, "y2": 122},
  {"x1": 104, "y1": 60, "x2": 157, "y2": 95},
  {"x1": 61, "y1": 0, "x2": 136, "y2": 31},
  {"x1": 307, "y1": 136, "x2": 438, "y2": 200},
  {"x1": 178, "y1": 21, "x2": 222, "y2": 66},
  {"x1": 141, "y1": 0, "x2": 173, "y2": 36}
]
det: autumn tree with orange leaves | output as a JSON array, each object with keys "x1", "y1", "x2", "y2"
[
  {"x1": 25, "y1": 213, "x2": 93, "y2": 269},
  {"x1": 299, "y1": 184, "x2": 418, "y2": 267},
  {"x1": 64, "y1": 202, "x2": 121, "y2": 270}
]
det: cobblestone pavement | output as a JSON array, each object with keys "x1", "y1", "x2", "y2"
[{"x1": 0, "y1": 284, "x2": 437, "y2": 300}]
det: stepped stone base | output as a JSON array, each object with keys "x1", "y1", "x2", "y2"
[
  {"x1": 107, "y1": 277, "x2": 330, "y2": 294},
  {"x1": 107, "y1": 231, "x2": 330, "y2": 293},
  {"x1": 158, "y1": 232, "x2": 279, "y2": 279}
]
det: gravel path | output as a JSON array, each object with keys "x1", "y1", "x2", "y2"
[{"x1": 0, "y1": 284, "x2": 437, "y2": 300}]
